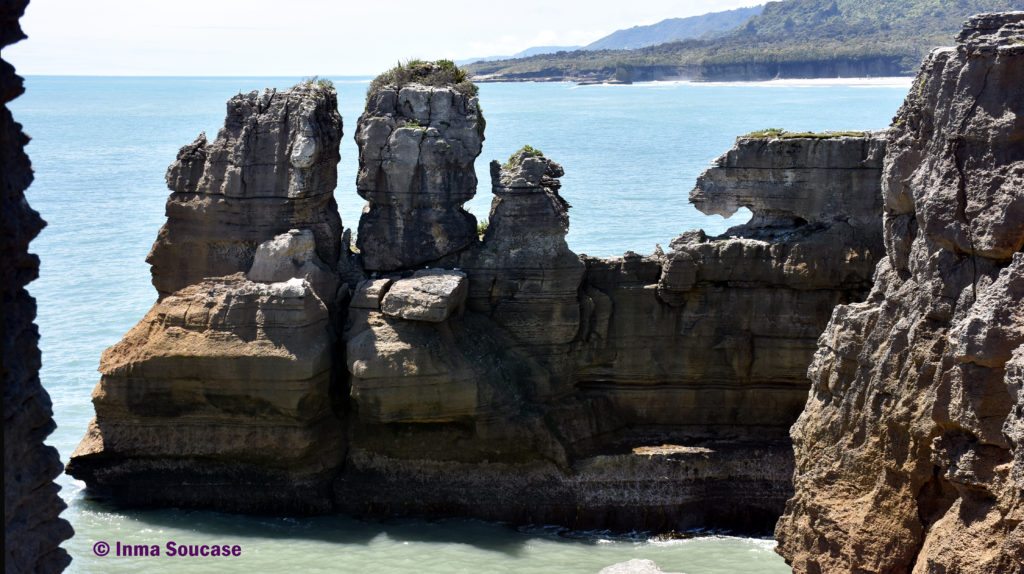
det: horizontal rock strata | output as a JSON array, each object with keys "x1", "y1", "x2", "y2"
[
  {"x1": 149, "y1": 84, "x2": 343, "y2": 297},
  {"x1": 67, "y1": 84, "x2": 348, "y2": 511},
  {"x1": 355, "y1": 76, "x2": 484, "y2": 272},
  {"x1": 74, "y1": 63, "x2": 899, "y2": 535},
  {"x1": 775, "y1": 13, "x2": 1024, "y2": 573}
]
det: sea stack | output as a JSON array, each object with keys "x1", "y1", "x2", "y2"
[
  {"x1": 355, "y1": 61, "x2": 485, "y2": 271},
  {"x1": 71, "y1": 60, "x2": 899, "y2": 534},
  {"x1": 149, "y1": 83, "x2": 344, "y2": 297},
  {"x1": 775, "y1": 13, "x2": 1024, "y2": 573},
  {"x1": 66, "y1": 82, "x2": 348, "y2": 512}
]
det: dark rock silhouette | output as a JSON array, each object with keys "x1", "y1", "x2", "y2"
[{"x1": 2, "y1": 0, "x2": 73, "y2": 570}]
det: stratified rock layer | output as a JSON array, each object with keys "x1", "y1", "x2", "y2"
[
  {"x1": 73, "y1": 63, "x2": 895, "y2": 534},
  {"x1": 149, "y1": 84, "x2": 343, "y2": 297},
  {"x1": 2, "y1": 0, "x2": 74, "y2": 571},
  {"x1": 337, "y1": 137, "x2": 885, "y2": 532},
  {"x1": 776, "y1": 13, "x2": 1024, "y2": 573},
  {"x1": 67, "y1": 85, "x2": 348, "y2": 511},
  {"x1": 355, "y1": 82, "x2": 484, "y2": 271}
]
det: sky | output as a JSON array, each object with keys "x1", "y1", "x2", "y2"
[{"x1": 7, "y1": 0, "x2": 760, "y2": 76}]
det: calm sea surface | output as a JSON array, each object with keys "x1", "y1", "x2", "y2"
[{"x1": 12, "y1": 76, "x2": 910, "y2": 573}]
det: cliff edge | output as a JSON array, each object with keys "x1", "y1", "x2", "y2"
[
  {"x1": 776, "y1": 12, "x2": 1024, "y2": 573},
  {"x1": 2, "y1": 0, "x2": 74, "y2": 570}
]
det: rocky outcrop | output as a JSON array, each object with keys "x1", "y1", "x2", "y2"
[
  {"x1": 455, "y1": 150, "x2": 586, "y2": 395},
  {"x1": 2, "y1": 0, "x2": 73, "y2": 570},
  {"x1": 776, "y1": 13, "x2": 1024, "y2": 573},
  {"x1": 72, "y1": 61, "x2": 893, "y2": 535},
  {"x1": 575, "y1": 134, "x2": 885, "y2": 439},
  {"x1": 354, "y1": 78, "x2": 484, "y2": 272},
  {"x1": 149, "y1": 83, "x2": 343, "y2": 297},
  {"x1": 334, "y1": 130, "x2": 885, "y2": 531},
  {"x1": 67, "y1": 84, "x2": 348, "y2": 511}
]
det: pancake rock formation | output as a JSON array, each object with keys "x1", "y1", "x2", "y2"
[
  {"x1": 775, "y1": 13, "x2": 1024, "y2": 573},
  {"x1": 2, "y1": 0, "x2": 74, "y2": 571},
  {"x1": 149, "y1": 82, "x2": 343, "y2": 297},
  {"x1": 66, "y1": 82, "x2": 348, "y2": 511},
  {"x1": 355, "y1": 63, "x2": 484, "y2": 272},
  {"x1": 71, "y1": 61, "x2": 891, "y2": 534}
]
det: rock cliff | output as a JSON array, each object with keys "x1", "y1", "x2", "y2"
[
  {"x1": 149, "y1": 83, "x2": 343, "y2": 297},
  {"x1": 355, "y1": 63, "x2": 484, "y2": 272},
  {"x1": 775, "y1": 13, "x2": 1024, "y2": 573},
  {"x1": 71, "y1": 63, "x2": 890, "y2": 534},
  {"x1": 2, "y1": 0, "x2": 74, "y2": 570},
  {"x1": 67, "y1": 83, "x2": 348, "y2": 511}
]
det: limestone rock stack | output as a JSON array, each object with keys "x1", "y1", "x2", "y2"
[
  {"x1": 2, "y1": 0, "x2": 74, "y2": 570},
  {"x1": 354, "y1": 66, "x2": 484, "y2": 271},
  {"x1": 67, "y1": 84, "x2": 347, "y2": 511},
  {"x1": 149, "y1": 83, "x2": 344, "y2": 297},
  {"x1": 458, "y1": 150, "x2": 586, "y2": 396},
  {"x1": 775, "y1": 13, "x2": 1024, "y2": 573}
]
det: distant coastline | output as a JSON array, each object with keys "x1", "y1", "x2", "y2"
[{"x1": 473, "y1": 75, "x2": 916, "y2": 87}]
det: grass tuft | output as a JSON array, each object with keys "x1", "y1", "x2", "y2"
[
  {"x1": 743, "y1": 128, "x2": 868, "y2": 139},
  {"x1": 367, "y1": 59, "x2": 478, "y2": 100}
]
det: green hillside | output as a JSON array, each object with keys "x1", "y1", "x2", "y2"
[{"x1": 466, "y1": 0, "x2": 1024, "y2": 82}]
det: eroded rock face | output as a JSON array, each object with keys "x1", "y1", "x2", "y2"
[
  {"x1": 67, "y1": 275, "x2": 343, "y2": 511},
  {"x1": 380, "y1": 269, "x2": 467, "y2": 323},
  {"x1": 68, "y1": 85, "x2": 347, "y2": 512},
  {"x1": 776, "y1": 13, "x2": 1024, "y2": 573},
  {"x1": 456, "y1": 151, "x2": 586, "y2": 395},
  {"x1": 575, "y1": 134, "x2": 886, "y2": 439},
  {"x1": 149, "y1": 84, "x2": 343, "y2": 297},
  {"x1": 2, "y1": 0, "x2": 74, "y2": 570},
  {"x1": 335, "y1": 134, "x2": 885, "y2": 531},
  {"x1": 73, "y1": 60, "x2": 899, "y2": 535},
  {"x1": 354, "y1": 83, "x2": 484, "y2": 271}
]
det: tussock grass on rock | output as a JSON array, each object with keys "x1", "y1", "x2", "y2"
[{"x1": 368, "y1": 59, "x2": 478, "y2": 99}]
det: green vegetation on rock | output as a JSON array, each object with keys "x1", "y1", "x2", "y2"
[
  {"x1": 744, "y1": 128, "x2": 869, "y2": 139},
  {"x1": 297, "y1": 76, "x2": 335, "y2": 91},
  {"x1": 504, "y1": 145, "x2": 544, "y2": 169},
  {"x1": 368, "y1": 59, "x2": 478, "y2": 99},
  {"x1": 465, "y1": 0, "x2": 1024, "y2": 82}
]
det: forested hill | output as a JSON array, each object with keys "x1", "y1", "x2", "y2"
[
  {"x1": 465, "y1": 0, "x2": 1024, "y2": 82},
  {"x1": 585, "y1": 6, "x2": 765, "y2": 50}
]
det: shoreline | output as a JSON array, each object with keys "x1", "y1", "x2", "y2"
[{"x1": 476, "y1": 76, "x2": 915, "y2": 88}]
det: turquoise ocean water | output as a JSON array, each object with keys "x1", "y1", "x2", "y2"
[{"x1": 12, "y1": 76, "x2": 910, "y2": 573}]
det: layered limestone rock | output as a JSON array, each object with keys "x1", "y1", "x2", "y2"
[
  {"x1": 335, "y1": 135, "x2": 885, "y2": 531},
  {"x1": 68, "y1": 84, "x2": 347, "y2": 511},
  {"x1": 72, "y1": 60, "x2": 898, "y2": 534},
  {"x1": 576, "y1": 133, "x2": 886, "y2": 439},
  {"x1": 456, "y1": 150, "x2": 586, "y2": 396},
  {"x1": 354, "y1": 66, "x2": 484, "y2": 271},
  {"x1": 2, "y1": 0, "x2": 74, "y2": 570},
  {"x1": 776, "y1": 13, "x2": 1024, "y2": 573},
  {"x1": 149, "y1": 83, "x2": 343, "y2": 297}
]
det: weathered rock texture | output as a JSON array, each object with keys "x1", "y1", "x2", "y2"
[
  {"x1": 776, "y1": 13, "x2": 1024, "y2": 573},
  {"x1": 73, "y1": 65, "x2": 892, "y2": 534},
  {"x1": 2, "y1": 0, "x2": 74, "y2": 570},
  {"x1": 335, "y1": 131, "x2": 886, "y2": 532},
  {"x1": 67, "y1": 84, "x2": 348, "y2": 511},
  {"x1": 354, "y1": 82, "x2": 484, "y2": 272},
  {"x1": 149, "y1": 84, "x2": 343, "y2": 297}
]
